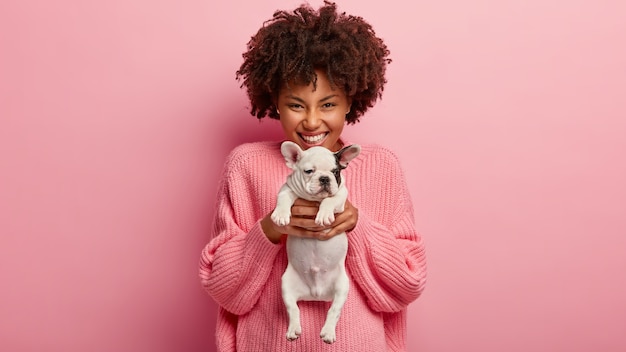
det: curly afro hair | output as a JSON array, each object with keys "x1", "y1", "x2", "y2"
[{"x1": 236, "y1": 1, "x2": 391, "y2": 124}]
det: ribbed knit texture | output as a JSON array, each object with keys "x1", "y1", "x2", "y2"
[{"x1": 199, "y1": 141, "x2": 427, "y2": 352}]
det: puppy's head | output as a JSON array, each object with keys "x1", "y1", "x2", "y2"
[{"x1": 280, "y1": 141, "x2": 361, "y2": 200}]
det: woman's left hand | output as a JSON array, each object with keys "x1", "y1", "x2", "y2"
[{"x1": 316, "y1": 199, "x2": 358, "y2": 240}]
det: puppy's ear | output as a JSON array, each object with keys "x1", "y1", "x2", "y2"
[
  {"x1": 280, "y1": 141, "x2": 303, "y2": 169},
  {"x1": 335, "y1": 144, "x2": 361, "y2": 168}
]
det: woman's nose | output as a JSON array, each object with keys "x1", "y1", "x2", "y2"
[{"x1": 303, "y1": 109, "x2": 322, "y2": 130}]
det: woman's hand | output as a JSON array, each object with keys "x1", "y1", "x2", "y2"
[{"x1": 261, "y1": 199, "x2": 359, "y2": 243}]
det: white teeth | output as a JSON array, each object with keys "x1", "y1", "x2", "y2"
[{"x1": 301, "y1": 133, "x2": 326, "y2": 143}]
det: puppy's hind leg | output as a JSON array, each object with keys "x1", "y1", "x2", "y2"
[
  {"x1": 282, "y1": 267, "x2": 302, "y2": 340},
  {"x1": 320, "y1": 271, "x2": 349, "y2": 344}
]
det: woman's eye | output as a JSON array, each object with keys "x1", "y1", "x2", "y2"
[
  {"x1": 322, "y1": 103, "x2": 336, "y2": 108},
  {"x1": 289, "y1": 104, "x2": 303, "y2": 110}
]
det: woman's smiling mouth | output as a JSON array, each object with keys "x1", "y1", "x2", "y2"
[{"x1": 299, "y1": 132, "x2": 328, "y2": 145}]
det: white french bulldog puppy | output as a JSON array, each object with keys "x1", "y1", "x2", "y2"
[{"x1": 271, "y1": 141, "x2": 361, "y2": 344}]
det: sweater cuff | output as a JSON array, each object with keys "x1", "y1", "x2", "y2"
[{"x1": 244, "y1": 221, "x2": 283, "y2": 263}]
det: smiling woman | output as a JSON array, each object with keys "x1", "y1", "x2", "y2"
[{"x1": 198, "y1": 1, "x2": 426, "y2": 351}]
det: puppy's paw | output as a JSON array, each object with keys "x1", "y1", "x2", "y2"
[
  {"x1": 320, "y1": 327, "x2": 336, "y2": 344},
  {"x1": 315, "y1": 209, "x2": 335, "y2": 226},
  {"x1": 271, "y1": 208, "x2": 291, "y2": 226},
  {"x1": 286, "y1": 324, "x2": 302, "y2": 341},
  {"x1": 315, "y1": 211, "x2": 335, "y2": 226}
]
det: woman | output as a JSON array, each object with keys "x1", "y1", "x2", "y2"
[{"x1": 199, "y1": 2, "x2": 427, "y2": 351}]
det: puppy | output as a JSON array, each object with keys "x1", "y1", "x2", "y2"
[{"x1": 271, "y1": 141, "x2": 361, "y2": 344}]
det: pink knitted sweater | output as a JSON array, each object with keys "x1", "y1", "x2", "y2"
[{"x1": 199, "y1": 141, "x2": 427, "y2": 352}]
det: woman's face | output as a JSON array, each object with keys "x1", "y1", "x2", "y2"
[{"x1": 276, "y1": 70, "x2": 351, "y2": 152}]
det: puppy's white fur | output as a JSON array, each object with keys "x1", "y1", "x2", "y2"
[{"x1": 271, "y1": 141, "x2": 360, "y2": 344}]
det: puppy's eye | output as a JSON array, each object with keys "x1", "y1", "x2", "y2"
[{"x1": 304, "y1": 169, "x2": 314, "y2": 175}]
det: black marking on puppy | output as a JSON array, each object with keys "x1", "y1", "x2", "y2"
[
  {"x1": 333, "y1": 144, "x2": 359, "y2": 187},
  {"x1": 331, "y1": 167, "x2": 342, "y2": 186},
  {"x1": 332, "y1": 156, "x2": 347, "y2": 186}
]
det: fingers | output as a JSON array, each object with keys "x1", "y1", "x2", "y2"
[
  {"x1": 290, "y1": 200, "x2": 320, "y2": 218},
  {"x1": 316, "y1": 217, "x2": 353, "y2": 240},
  {"x1": 288, "y1": 213, "x2": 355, "y2": 240},
  {"x1": 292, "y1": 198, "x2": 320, "y2": 207},
  {"x1": 279, "y1": 198, "x2": 359, "y2": 240},
  {"x1": 288, "y1": 216, "x2": 325, "y2": 232}
]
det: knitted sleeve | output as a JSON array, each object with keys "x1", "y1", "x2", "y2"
[
  {"x1": 199, "y1": 148, "x2": 282, "y2": 315},
  {"x1": 346, "y1": 147, "x2": 427, "y2": 313}
]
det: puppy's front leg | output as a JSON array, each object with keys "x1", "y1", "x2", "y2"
[
  {"x1": 271, "y1": 184, "x2": 298, "y2": 226},
  {"x1": 315, "y1": 188, "x2": 348, "y2": 226}
]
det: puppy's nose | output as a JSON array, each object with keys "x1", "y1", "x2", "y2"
[{"x1": 319, "y1": 176, "x2": 330, "y2": 185}]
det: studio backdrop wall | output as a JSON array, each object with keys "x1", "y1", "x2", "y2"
[{"x1": 1, "y1": 0, "x2": 625, "y2": 351}]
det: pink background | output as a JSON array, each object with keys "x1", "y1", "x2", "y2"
[{"x1": 1, "y1": 0, "x2": 625, "y2": 351}]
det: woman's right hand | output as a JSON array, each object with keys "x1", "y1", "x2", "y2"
[{"x1": 261, "y1": 199, "x2": 327, "y2": 243}]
